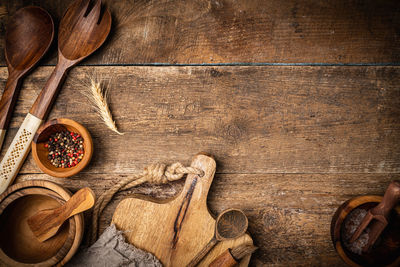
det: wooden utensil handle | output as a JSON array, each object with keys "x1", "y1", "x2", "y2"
[
  {"x1": 65, "y1": 187, "x2": 96, "y2": 218},
  {"x1": 30, "y1": 60, "x2": 70, "y2": 120},
  {"x1": 0, "y1": 75, "x2": 20, "y2": 151},
  {"x1": 208, "y1": 249, "x2": 238, "y2": 267},
  {"x1": 0, "y1": 77, "x2": 21, "y2": 130},
  {"x1": 0, "y1": 130, "x2": 5, "y2": 152},
  {"x1": 0, "y1": 113, "x2": 42, "y2": 194},
  {"x1": 373, "y1": 180, "x2": 400, "y2": 217},
  {"x1": 187, "y1": 237, "x2": 218, "y2": 267}
]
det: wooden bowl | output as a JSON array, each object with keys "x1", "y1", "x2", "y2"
[
  {"x1": 331, "y1": 195, "x2": 400, "y2": 267},
  {"x1": 0, "y1": 180, "x2": 84, "y2": 266},
  {"x1": 32, "y1": 118, "x2": 93, "y2": 178}
]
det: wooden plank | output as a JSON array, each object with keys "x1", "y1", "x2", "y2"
[
  {"x1": 0, "y1": 65, "x2": 399, "y2": 174},
  {"x1": 0, "y1": 0, "x2": 399, "y2": 65},
  {"x1": 15, "y1": 173, "x2": 399, "y2": 266}
]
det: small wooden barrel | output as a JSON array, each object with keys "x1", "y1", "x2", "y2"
[
  {"x1": 331, "y1": 195, "x2": 400, "y2": 267},
  {"x1": 0, "y1": 180, "x2": 84, "y2": 266}
]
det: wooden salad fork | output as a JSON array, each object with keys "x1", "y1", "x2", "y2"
[{"x1": 0, "y1": 0, "x2": 111, "y2": 194}]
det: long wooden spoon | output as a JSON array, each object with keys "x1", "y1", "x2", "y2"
[
  {"x1": 187, "y1": 208, "x2": 249, "y2": 267},
  {"x1": 0, "y1": 0, "x2": 111, "y2": 194},
  {"x1": 27, "y1": 187, "x2": 95, "y2": 242},
  {"x1": 0, "y1": 6, "x2": 54, "y2": 150}
]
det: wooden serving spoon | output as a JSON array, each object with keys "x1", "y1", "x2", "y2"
[
  {"x1": 0, "y1": 6, "x2": 54, "y2": 150},
  {"x1": 187, "y1": 208, "x2": 249, "y2": 267},
  {"x1": 0, "y1": 0, "x2": 111, "y2": 194},
  {"x1": 27, "y1": 187, "x2": 95, "y2": 242}
]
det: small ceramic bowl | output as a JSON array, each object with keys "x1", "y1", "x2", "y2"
[
  {"x1": 331, "y1": 195, "x2": 400, "y2": 267},
  {"x1": 0, "y1": 180, "x2": 84, "y2": 266},
  {"x1": 32, "y1": 118, "x2": 93, "y2": 178}
]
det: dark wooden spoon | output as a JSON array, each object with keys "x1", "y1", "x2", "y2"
[
  {"x1": 0, "y1": 0, "x2": 111, "y2": 194},
  {"x1": 0, "y1": 6, "x2": 54, "y2": 150}
]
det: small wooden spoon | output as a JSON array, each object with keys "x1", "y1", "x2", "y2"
[
  {"x1": 187, "y1": 208, "x2": 248, "y2": 267},
  {"x1": 27, "y1": 187, "x2": 95, "y2": 242},
  {"x1": 0, "y1": 6, "x2": 54, "y2": 150}
]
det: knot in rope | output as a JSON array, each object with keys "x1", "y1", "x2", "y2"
[
  {"x1": 144, "y1": 162, "x2": 204, "y2": 184},
  {"x1": 90, "y1": 161, "x2": 204, "y2": 244}
]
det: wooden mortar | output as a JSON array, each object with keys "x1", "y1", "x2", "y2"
[
  {"x1": 0, "y1": 180, "x2": 84, "y2": 266},
  {"x1": 331, "y1": 195, "x2": 400, "y2": 267}
]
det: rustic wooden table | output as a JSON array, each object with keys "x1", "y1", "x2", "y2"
[{"x1": 0, "y1": 0, "x2": 399, "y2": 266}]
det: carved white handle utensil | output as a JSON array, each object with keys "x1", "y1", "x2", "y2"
[
  {"x1": 0, "y1": 0, "x2": 111, "y2": 194},
  {"x1": 0, "y1": 113, "x2": 42, "y2": 194}
]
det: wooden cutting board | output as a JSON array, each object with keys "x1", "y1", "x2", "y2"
[{"x1": 112, "y1": 153, "x2": 253, "y2": 266}]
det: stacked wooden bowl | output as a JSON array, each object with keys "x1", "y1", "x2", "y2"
[{"x1": 0, "y1": 180, "x2": 84, "y2": 266}]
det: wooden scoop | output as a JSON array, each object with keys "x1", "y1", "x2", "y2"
[
  {"x1": 0, "y1": 0, "x2": 111, "y2": 194},
  {"x1": 350, "y1": 180, "x2": 400, "y2": 252},
  {"x1": 0, "y1": 6, "x2": 54, "y2": 150},
  {"x1": 27, "y1": 187, "x2": 95, "y2": 242},
  {"x1": 187, "y1": 208, "x2": 249, "y2": 267}
]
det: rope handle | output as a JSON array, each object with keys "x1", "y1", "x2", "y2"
[{"x1": 90, "y1": 162, "x2": 204, "y2": 244}]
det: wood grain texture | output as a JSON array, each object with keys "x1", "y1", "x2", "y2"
[
  {"x1": 0, "y1": 66, "x2": 399, "y2": 174},
  {"x1": 0, "y1": 65, "x2": 398, "y2": 265},
  {"x1": 0, "y1": 0, "x2": 399, "y2": 64},
  {"x1": 209, "y1": 249, "x2": 237, "y2": 267}
]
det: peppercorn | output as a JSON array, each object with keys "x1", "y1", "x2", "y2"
[{"x1": 45, "y1": 130, "x2": 84, "y2": 168}]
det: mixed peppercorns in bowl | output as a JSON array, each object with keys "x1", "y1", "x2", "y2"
[
  {"x1": 32, "y1": 118, "x2": 93, "y2": 178},
  {"x1": 46, "y1": 130, "x2": 84, "y2": 168}
]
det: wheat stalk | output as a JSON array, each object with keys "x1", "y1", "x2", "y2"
[{"x1": 84, "y1": 76, "x2": 123, "y2": 135}]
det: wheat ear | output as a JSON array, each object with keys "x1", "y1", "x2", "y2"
[{"x1": 85, "y1": 77, "x2": 123, "y2": 135}]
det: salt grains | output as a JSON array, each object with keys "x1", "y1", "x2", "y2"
[{"x1": 342, "y1": 208, "x2": 370, "y2": 255}]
